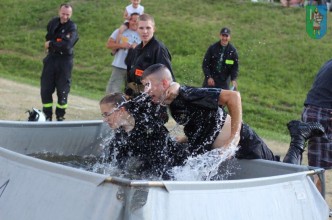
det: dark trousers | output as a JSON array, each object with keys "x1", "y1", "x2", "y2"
[
  {"x1": 40, "y1": 54, "x2": 73, "y2": 119},
  {"x1": 236, "y1": 123, "x2": 277, "y2": 161},
  {"x1": 202, "y1": 77, "x2": 231, "y2": 90}
]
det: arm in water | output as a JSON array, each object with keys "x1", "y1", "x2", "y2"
[
  {"x1": 218, "y1": 89, "x2": 242, "y2": 148},
  {"x1": 166, "y1": 82, "x2": 242, "y2": 149}
]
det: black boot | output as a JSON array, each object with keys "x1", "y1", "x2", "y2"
[
  {"x1": 283, "y1": 135, "x2": 305, "y2": 164},
  {"x1": 283, "y1": 120, "x2": 325, "y2": 165},
  {"x1": 56, "y1": 116, "x2": 65, "y2": 121},
  {"x1": 287, "y1": 120, "x2": 325, "y2": 143},
  {"x1": 55, "y1": 107, "x2": 66, "y2": 122},
  {"x1": 43, "y1": 107, "x2": 52, "y2": 121}
]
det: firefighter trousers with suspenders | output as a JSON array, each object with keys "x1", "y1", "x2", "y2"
[{"x1": 40, "y1": 52, "x2": 73, "y2": 120}]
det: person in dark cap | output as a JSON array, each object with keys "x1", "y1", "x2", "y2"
[{"x1": 202, "y1": 27, "x2": 239, "y2": 90}]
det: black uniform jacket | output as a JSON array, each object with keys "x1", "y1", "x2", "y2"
[
  {"x1": 46, "y1": 17, "x2": 79, "y2": 56},
  {"x1": 126, "y1": 36, "x2": 174, "y2": 85},
  {"x1": 202, "y1": 42, "x2": 238, "y2": 88}
]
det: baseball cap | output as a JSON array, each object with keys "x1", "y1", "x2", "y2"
[{"x1": 220, "y1": 27, "x2": 231, "y2": 36}]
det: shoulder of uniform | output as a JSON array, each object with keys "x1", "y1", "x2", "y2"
[
  {"x1": 66, "y1": 20, "x2": 78, "y2": 30},
  {"x1": 48, "y1": 17, "x2": 59, "y2": 25},
  {"x1": 228, "y1": 43, "x2": 237, "y2": 50}
]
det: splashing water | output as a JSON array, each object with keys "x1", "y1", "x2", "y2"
[
  {"x1": 91, "y1": 118, "x2": 242, "y2": 181},
  {"x1": 30, "y1": 85, "x2": 243, "y2": 182},
  {"x1": 30, "y1": 121, "x2": 241, "y2": 181},
  {"x1": 142, "y1": 79, "x2": 169, "y2": 106},
  {"x1": 169, "y1": 144, "x2": 240, "y2": 181}
]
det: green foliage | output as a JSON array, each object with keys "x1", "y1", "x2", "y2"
[{"x1": 1, "y1": 0, "x2": 331, "y2": 142}]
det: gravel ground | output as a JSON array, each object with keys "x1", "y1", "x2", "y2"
[{"x1": 0, "y1": 78, "x2": 100, "y2": 121}]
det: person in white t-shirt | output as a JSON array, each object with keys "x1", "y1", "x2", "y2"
[
  {"x1": 106, "y1": 13, "x2": 141, "y2": 93},
  {"x1": 112, "y1": 0, "x2": 144, "y2": 55}
]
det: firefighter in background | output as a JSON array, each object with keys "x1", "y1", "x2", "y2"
[{"x1": 40, "y1": 3, "x2": 79, "y2": 121}]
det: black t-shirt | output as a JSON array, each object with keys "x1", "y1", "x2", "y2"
[
  {"x1": 304, "y1": 59, "x2": 332, "y2": 109},
  {"x1": 169, "y1": 86, "x2": 227, "y2": 155}
]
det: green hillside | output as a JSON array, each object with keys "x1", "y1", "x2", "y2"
[{"x1": 1, "y1": 0, "x2": 331, "y2": 142}]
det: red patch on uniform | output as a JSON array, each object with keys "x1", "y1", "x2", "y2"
[{"x1": 135, "y1": 69, "x2": 144, "y2": 77}]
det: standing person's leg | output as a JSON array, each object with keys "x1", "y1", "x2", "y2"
[
  {"x1": 236, "y1": 123, "x2": 277, "y2": 161},
  {"x1": 106, "y1": 67, "x2": 127, "y2": 93},
  {"x1": 40, "y1": 55, "x2": 55, "y2": 121},
  {"x1": 301, "y1": 106, "x2": 332, "y2": 168},
  {"x1": 55, "y1": 57, "x2": 73, "y2": 121},
  {"x1": 283, "y1": 120, "x2": 325, "y2": 165},
  {"x1": 302, "y1": 106, "x2": 331, "y2": 214}
]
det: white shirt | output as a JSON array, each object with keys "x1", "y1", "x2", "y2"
[
  {"x1": 110, "y1": 29, "x2": 141, "y2": 69},
  {"x1": 126, "y1": 4, "x2": 144, "y2": 17}
]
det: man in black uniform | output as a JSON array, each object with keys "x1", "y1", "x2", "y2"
[
  {"x1": 202, "y1": 27, "x2": 239, "y2": 90},
  {"x1": 40, "y1": 3, "x2": 79, "y2": 121},
  {"x1": 125, "y1": 13, "x2": 173, "y2": 124},
  {"x1": 141, "y1": 64, "x2": 324, "y2": 164},
  {"x1": 125, "y1": 13, "x2": 174, "y2": 97}
]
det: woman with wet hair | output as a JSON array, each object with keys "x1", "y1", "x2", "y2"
[{"x1": 99, "y1": 93, "x2": 189, "y2": 179}]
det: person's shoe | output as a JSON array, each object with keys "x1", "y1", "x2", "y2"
[
  {"x1": 56, "y1": 116, "x2": 65, "y2": 121},
  {"x1": 283, "y1": 145, "x2": 303, "y2": 164},
  {"x1": 287, "y1": 120, "x2": 325, "y2": 141},
  {"x1": 274, "y1": 155, "x2": 281, "y2": 162},
  {"x1": 284, "y1": 120, "x2": 324, "y2": 165},
  {"x1": 46, "y1": 117, "x2": 52, "y2": 121}
]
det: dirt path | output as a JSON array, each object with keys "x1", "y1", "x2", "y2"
[
  {"x1": 0, "y1": 77, "x2": 330, "y2": 210},
  {"x1": 0, "y1": 78, "x2": 100, "y2": 121}
]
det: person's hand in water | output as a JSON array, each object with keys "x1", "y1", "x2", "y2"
[
  {"x1": 222, "y1": 133, "x2": 240, "y2": 150},
  {"x1": 217, "y1": 133, "x2": 240, "y2": 160},
  {"x1": 175, "y1": 135, "x2": 188, "y2": 143}
]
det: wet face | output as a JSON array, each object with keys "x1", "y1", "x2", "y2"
[
  {"x1": 142, "y1": 76, "x2": 166, "y2": 104},
  {"x1": 59, "y1": 6, "x2": 72, "y2": 24},
  {"x1": 138, "y1": 20, "x2": 155, "y2": 45},
  {"x1": 100, "y1": 103, "x2": 122, "y2": 129}
]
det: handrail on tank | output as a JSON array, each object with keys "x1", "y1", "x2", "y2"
[
  {"x1": 306, "y1": 166, "x2": 326, "y2": 199},
  {"x1": 103, "y1": 176, "x2": 165, "y2": 188},
  {"x1": 306, "y1": 167, "x2": 325, "y2": 176},
  {"x1": 0, "y1": 120, "x2": 103, "y2": 127},
  {"x1": 104, "y1": 168, "x2": 325, "y2": 189}
]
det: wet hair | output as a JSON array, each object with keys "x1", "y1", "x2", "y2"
[
  {"x1": 141, "y1": 63, "x2": 172, "y2": 81},
  {"x1": 99, "y1": 93, "x2": 128, "y2": 107},
  {"x1": 138, "y1": 13, "x2": 155, "y2": 26}
]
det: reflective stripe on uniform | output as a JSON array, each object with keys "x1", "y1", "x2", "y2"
[
  {"x1": 56, "y1": 103, "x2": 68, "y2": 109},
  {"x1": 225, "y1": 59, "x2": 234, "y2": 65},
  {"x1": 43, "y1": 103, "x2": 53, "y2": 108}
]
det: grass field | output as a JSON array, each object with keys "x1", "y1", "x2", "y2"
[{"x1": 1, "y1": 0, "x2": 332, "y2": 143}]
